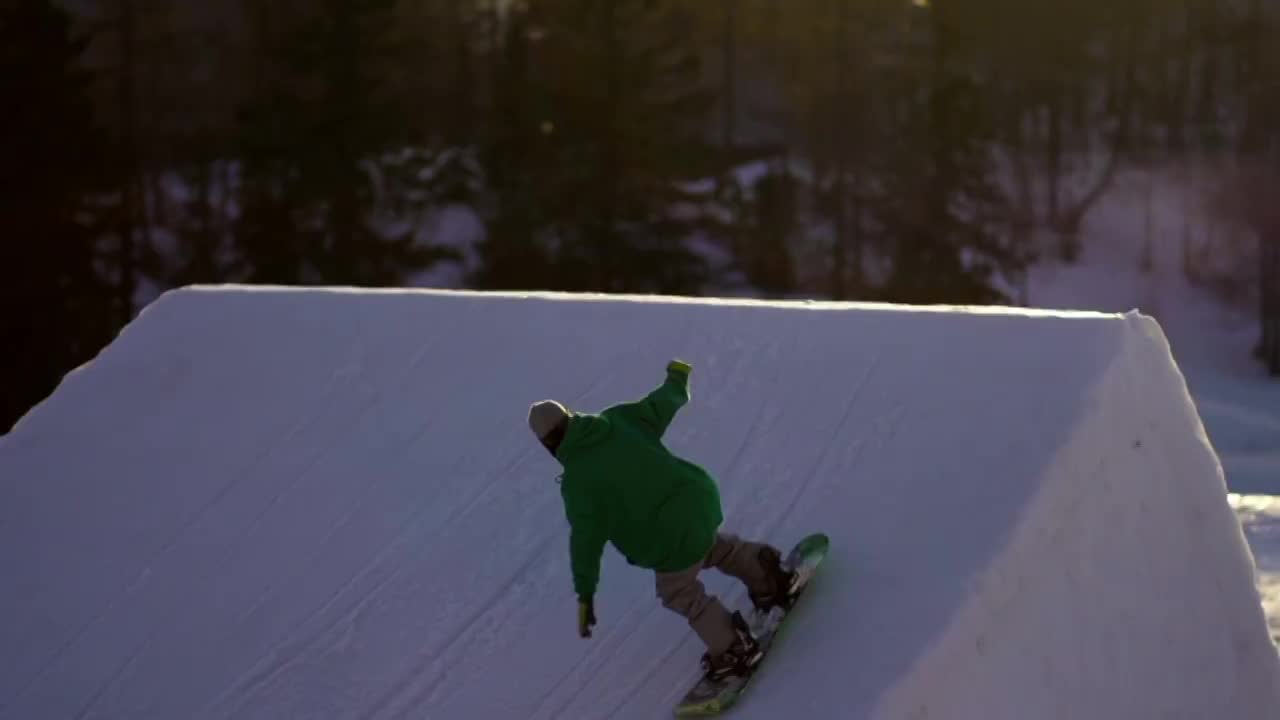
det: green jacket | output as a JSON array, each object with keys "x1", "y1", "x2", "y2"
[{"x1": 556, "y1": 362, "x2": 724, "y2": 599}]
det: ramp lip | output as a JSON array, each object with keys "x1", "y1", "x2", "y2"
[{"x1": 170, "y1": 283, "x2": 1129, "y2": 320}]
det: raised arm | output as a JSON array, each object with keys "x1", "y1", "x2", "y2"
[{"x1": 626, "y1": 360, "x2": 692, "y2": 438}]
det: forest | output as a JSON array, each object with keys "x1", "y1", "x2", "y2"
[{"x1": 4, "y1": 0, "x2": 1280, "y2": 431}]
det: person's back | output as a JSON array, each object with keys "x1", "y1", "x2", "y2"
[
  {"x1": 528, "y1": 360, "x2": 801, "y2": 683},
  {"x1": 557, "y1": 395, "x2": 723, "y2": 575}
]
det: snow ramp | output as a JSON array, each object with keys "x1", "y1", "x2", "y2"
[{"x1": 2, "y1": 286, "x2": 1277, "y2": 719}]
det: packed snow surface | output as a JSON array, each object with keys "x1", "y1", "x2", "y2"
[
  {"x1": 1234, "y1": 495, "x2": 1280, "y2": 648},
  {"x1": 2, "y1": 286, "x2": 1277, "y2": 719}
]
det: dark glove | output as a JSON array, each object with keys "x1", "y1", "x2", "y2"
[{"x1": 578, "y1": 596, "x2": 597, "y2": 638}]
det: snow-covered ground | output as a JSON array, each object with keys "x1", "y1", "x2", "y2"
[
  {"x1": 1234, "y1": 495, "x2": 1280, "y2": 647},
  {"x1": 2, "y1": 287, "x2": 1276, "y2": 718}
]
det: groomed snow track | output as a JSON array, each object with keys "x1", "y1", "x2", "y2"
[{"x1": 2, "y1": 286, "x2": 1277, "y2": 719}]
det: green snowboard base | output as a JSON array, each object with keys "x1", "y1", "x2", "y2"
[{"x1": 673, "y1": 532, "x2": 830, "y2": 717}]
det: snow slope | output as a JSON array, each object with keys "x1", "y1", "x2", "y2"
[{"x1": 2, "y1": 287, "x2": 1277, "y2": 719}]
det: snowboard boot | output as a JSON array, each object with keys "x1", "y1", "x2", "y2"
[
  {"x1": 748, "y1": 545, "x2": 800, "y2": 614},
  {"x1": 700, "y1": 611, "x2": 764, "y2": 683}
]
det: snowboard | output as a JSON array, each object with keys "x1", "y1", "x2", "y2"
[{"x1": 672, "y1": 532, "x2": 830, "y2": 717}]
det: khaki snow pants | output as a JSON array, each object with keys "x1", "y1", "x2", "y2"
[{"x1": 654, "y1": 533, "x2": 773, "y2": 655}]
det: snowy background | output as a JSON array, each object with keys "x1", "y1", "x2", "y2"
[
  {"x1": 1007, "y1": 164, "x2": 1280, "y2": 647},
  {"x1": 7, "y1": 2, "x2": 1279, "y2": 713}
]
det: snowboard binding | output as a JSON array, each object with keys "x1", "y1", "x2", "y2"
[
  {"x1": 748, "y1": 545, "x2": 802, "y2": 615},
  {"x1": 700, "y1": 611, "x2": 764, "y2": 682}
]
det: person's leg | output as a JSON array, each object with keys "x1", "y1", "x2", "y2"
[
  {"x1": 703, "y1": 533, "x2": 776, "y2": 597},
  {"x1": 655, "y1": 560, "x2": 738, "y2": 656}
]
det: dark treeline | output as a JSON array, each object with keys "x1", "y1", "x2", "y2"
[{"x1": 4, "y1": 0, "x2": 1280, "y2": 430}]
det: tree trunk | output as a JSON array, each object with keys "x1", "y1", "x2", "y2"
[
  {"x1": 1194, "y1": 0, "x2": 1220, "y2": 143},
  {"x1": 1047, "y1": 92, "x2": 1061, "y2": 236},
  {"x1": 850, "y1": 181, "x2": 863, "y2": 294},
  {"x1": 1261, "y1": 230, "x2": 1280, "y2": 376},
  {"x1": 488, "y1": 0, "x2": 501, "y2": 136},
  {"x1": 832, "y1": 178, "x2": 846, "y2": 299},
  {"x1": 246, "y1": 0, "x2": 274, "y2": 94},
  {"x1": 117, "y1": 0, "x2": 139, "y2": 322},
  {"x1": 1181, "y1": 214, "x2": 1194, "y2": 281},
  {"x1": 830, "y1": 0, "x2": 850, "y2": 299},
  {"x1": 722, "y1": 0, "x2": 737, "y2": 152},
  {"x1": 1166, "y1": 5, "x2": 1195, "y2": 151},
  {"x1": 1238, "y1": 0, "x2": 1274, "y2": 375},
  {"x1": 929, "y1": 1, "x2": 951, "y2": 223},
  {"x1": 184, "y1": 157, "x2": 214, "y2": 283},
  {"x1": 1053, "y1": 12, "x2": 1138, "y2": 260},
  {"x1": 600, "y1": 0, "x2": 619, "y2": 290},
  {"x1": 1140, "y1": 174, "x2": 1154, "y2": 273},
  {"x1": 1006, "y1": 89, "x2": 1037, "y2": 258},
  {"x1": 450, "y1": 2, "x2": 475, "y2": 145}
]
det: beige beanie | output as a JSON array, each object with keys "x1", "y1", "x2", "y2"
[{"x1": 528, "y1": 400, "x2": 570, "y2": 440}]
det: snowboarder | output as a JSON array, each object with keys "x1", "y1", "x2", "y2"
[{"x1": 527, "y1": 359, "x2": 801, "y2": 682}]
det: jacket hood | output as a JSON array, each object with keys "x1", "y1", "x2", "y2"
[{"x1": 556, "y1": 413, "x2": 612, "y2": 464}]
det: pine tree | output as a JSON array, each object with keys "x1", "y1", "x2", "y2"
[
  {"x1": 965, "y1": 0, "x2": 1138, "y2": 264},
  {"x1": 474, "y1": 0, "x2": 725, "y2": 294},
  {"x1": 1231, "y1": 0, "x2": 1280, "y2": 376},
  {"x1": 166, "y1": 131, "x2": 235, "y2": 286},
  {"x1": 874, "y1": 0, "x2": 1023, "y2": 305},
  {"x1": 471, "y1": 3, "x2": 558, "y2": 289},
  {"x1": 233, "y1": 0, "x2": 452, "y2": 286},
  {"x1": 144, "y1": 3, "x2": 244, "y2": 290},
  {"x1": 741, "y1": 169, "x2": 799, "y2": 294},
  {"x1": 0, "y1": 0, "x2": 118, "y2": 430}
]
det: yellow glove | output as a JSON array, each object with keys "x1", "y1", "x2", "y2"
[{"x1": 667, "y1": 359, "x2": 692, "y2": 377}]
